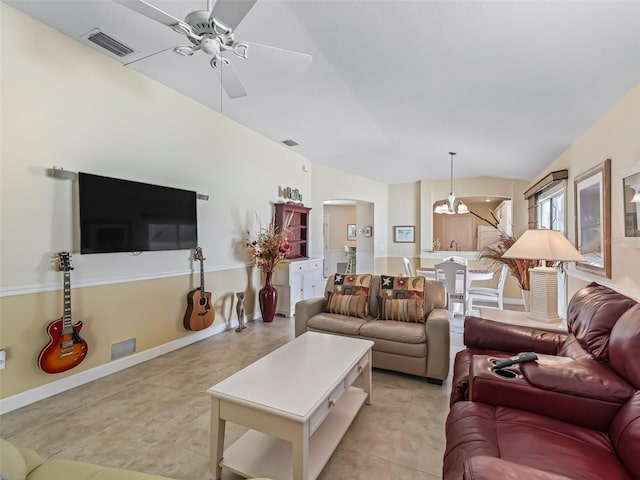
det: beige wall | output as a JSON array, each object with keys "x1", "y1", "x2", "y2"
[
  {"x1": 310, "y1": 164, "x2": 389, "y2": 261},
  {"x1": 323, "y1": 205, "x2": 356, "y2": 249},
  {"x1": 388, "y1": 182, "x2": 421, "y2": 259},
  {"x1": 0, "y1": 269, "x2": 255, "y2": 397},
  {"x1": 528, "y1": 83, "x2": 640, "y2": 300},
  {"x1": 0, "y1": 5, "x2": 310, "y2": 400}
]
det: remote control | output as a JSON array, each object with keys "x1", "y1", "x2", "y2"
[{"x1": 493, "y1": 352, "x2": 538, "y2": 369}]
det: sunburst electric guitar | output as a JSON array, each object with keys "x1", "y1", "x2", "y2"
[
  {"x1": 38, "y1": 252, "x2": 88, "y2": 374},
  {"x1": 184, "y1": 247, "x2": 215, "y2": 331}
]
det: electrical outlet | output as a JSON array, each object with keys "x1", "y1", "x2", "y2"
[{"x1": 0, "y1": 350, "x2": 6, "y2": 370}]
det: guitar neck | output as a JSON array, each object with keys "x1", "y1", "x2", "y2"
[
  {"x1": 62, "y1": 271, "x2": 73, "y2": 333},
  {"x1": 199, "y1": 257, "x2": 205, "y2": 294}
]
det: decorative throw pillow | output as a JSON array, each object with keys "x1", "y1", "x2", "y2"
[
  {"x1": 379, "y1": 275, "x2": 426, "y2": 322},
  {"x1": 330, "y1": 274, "x2": 372, "y2": 316},
  {"x1": 378, "y1": 297, "x2": 421, "y2": 323},
  {"x1": 331, "y1": 273, "x2": 372, "y2": 296},
  {"x1": 326, "y1": 292, "x2": 368, "y2": 318}
]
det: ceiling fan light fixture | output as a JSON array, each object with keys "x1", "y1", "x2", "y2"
[
  {"x1": 210, "y1": 56, "x2": 229, "y2": 68},
  {"x1": 200, "y1": 37, "x2": 221, "y2": 56},
  {"x1": 233, "y1": 42, "x2": 249, "y2": 59},
  {"x1": 174, "y1": 45, "x2": 196, "y2": 56}
]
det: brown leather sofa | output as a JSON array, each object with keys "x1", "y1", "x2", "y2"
[
  {"x1": 442, "y1": 283, "x2": 640, "y2": 479},
  {"x1": 295, "y1": 274, "x2": 450, "y2": 383}
]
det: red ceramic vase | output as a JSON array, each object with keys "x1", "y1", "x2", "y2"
[{"x1": 259, "y1": 270, "x2": 278, "y2": 322}]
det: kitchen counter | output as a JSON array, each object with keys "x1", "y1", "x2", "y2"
[{"x1": 421, "y1": 251, "x2": 480, "y2": 260}]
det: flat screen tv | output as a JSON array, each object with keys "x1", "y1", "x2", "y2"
[{"x1": 78, "y1": 172, "x2": 197, "y2": 254}]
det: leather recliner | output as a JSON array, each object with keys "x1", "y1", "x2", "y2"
[
  {"x1": 449, "y1": 282, "x2": 638, "y2": 406},
  {"x1": 442, "y1": 283, "x2": 640, "y2": 479}
]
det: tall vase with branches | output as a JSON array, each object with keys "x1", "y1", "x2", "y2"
[{"x1": 245, "y1": 213, "x2": 292, "y2": 322}]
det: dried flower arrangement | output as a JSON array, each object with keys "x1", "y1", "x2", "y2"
[
  {"x1": 245, "y1": 213, "x2": 292, "y2": 273},
  {"x1": 478, "y1": 230, "x2": 538, "y2": 291}
]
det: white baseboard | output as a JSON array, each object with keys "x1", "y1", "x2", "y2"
[{"x1": 0, "y1": 313, "x2": 259, "y2": 415}]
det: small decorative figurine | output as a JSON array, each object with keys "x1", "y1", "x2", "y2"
[{"x1": 235, "y1": 292, "x2": 246, "y2": 332}]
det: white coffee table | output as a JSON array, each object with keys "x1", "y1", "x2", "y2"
[
  {"x1": 207, "y1": 331, "x2": 374, "y2": 480},
  {"x1": 479, "y1": 307, "x2": 568, "y2": 333}
]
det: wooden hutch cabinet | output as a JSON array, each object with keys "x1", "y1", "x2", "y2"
[
  {"x1": 274, "y1": 203, "x2": 310, "y2": 259},
  {"x1": 273, "y1": 203, "x2": 323, "y2": 316}
]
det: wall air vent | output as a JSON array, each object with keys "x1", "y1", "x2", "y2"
[
  {"x1": 86, "y1": 29, "x2": 134, "y2": 57},
  {"x1": 282, "y1": 139, "x2": 299, "y2": 147},
  {"x1": 111, "y1": 338, "x2": 136, "y2": 360}
]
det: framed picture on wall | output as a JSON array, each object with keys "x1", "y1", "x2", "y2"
[
  {"x1": 364, "y1": 226, "x2": 372, "y2": 237},
  {"x1": 574, "y1": 158, "x2": 611, "y2": 278},
  {"x1": 347, "y1": 224, "x2": 357, "y2": 240},
  {"x1": 622, "y1": 169, "x2": 640, "y2": 238},
  {"x1": 393, "y1": 225, "x2": 415, "y2": 243}
]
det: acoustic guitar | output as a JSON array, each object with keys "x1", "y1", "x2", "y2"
[
  {"x1": 184, "y1": 247, "x2": 215, "y2": 331},
  {"x1": 38, "y1": 252, "x2": 88, "y2": 374}
]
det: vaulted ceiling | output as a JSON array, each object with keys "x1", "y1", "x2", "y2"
[{"x1": 5, "y1": 0, "x2": 640, "y2": 184}]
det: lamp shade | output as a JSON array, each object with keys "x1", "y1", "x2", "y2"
[{"x1": 502, "y1": 229, "x2": 585, "y2": 262}]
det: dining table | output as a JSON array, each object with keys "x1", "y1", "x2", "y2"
[{"x1": 416, "y1": 267, "x2": 494, "y2": 291}]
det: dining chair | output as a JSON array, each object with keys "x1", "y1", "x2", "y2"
[
  {"x1": 403, "y1": 257, "x2": 414, "y2": 276},
  {"x1": 435, "y1": 260, "x2": 468, "y2": 318},
  {"x1": 468, "y1": 264, "x2": 508, "y2": 312}
]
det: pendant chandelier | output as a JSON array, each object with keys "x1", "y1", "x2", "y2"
[{"x1": 434, "y1": 152, "x2": 469, "y2": 215}]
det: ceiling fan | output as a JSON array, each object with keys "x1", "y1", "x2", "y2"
[{"x1": 114, "y1": 0, "x2": 312, "y2": 98}]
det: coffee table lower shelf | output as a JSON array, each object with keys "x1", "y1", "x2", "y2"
[{"x1": 220, "y1": 387, "x2": 367, "y2": 480}]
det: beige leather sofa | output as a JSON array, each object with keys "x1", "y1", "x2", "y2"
[
  {"x1": 0, "y1": 438, "x2": 272, "y2": 480},
  {"x1": 295, "y1": 274, "x2": 450, "y2": 384},
  {"x1": 1, "y1": 437, "x2": 173, "y2": 480}
]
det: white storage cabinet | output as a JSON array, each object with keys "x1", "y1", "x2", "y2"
[{"x1": 273, "y1": 258, "x2": 324, "y2": 317}]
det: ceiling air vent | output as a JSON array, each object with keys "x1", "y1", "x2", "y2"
[
  {"x1": 282, "y1": 139, "x2": 299, "y2": 147},
  {"x1": 86, "y1": 30, "x2": 134, "y2": 57}
]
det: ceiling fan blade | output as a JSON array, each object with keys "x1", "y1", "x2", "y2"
[
  {"x1": 218, "y1": 61, "x2": 247, "y2": 99},
  {"x1": 114, "y1": 0, "x2": 183, "y2": 27},
  {"x1": 243, "y1": 42, "x2": 312, "y2": 72},
  {"x1": 211, "y1": 0, "x2": 258, "y2": 30},
  {"x1": 123, "y1": 45, "x2": 177, "y2": 66},
  {"x1": 115, "y1": 0, "x2": 199, "y2": 39}
]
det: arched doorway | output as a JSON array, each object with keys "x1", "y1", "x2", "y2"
[{"x1": 323, "y1": 199, "x2": 374, "y2": 276}]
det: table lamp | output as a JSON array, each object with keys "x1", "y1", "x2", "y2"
[{"x1": 502, "y1": 229, "x2": 584, "y2": 323}]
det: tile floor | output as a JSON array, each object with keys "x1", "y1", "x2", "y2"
[{"x1": 0, "y1": 313, "x2": 473, "y2": 480}]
